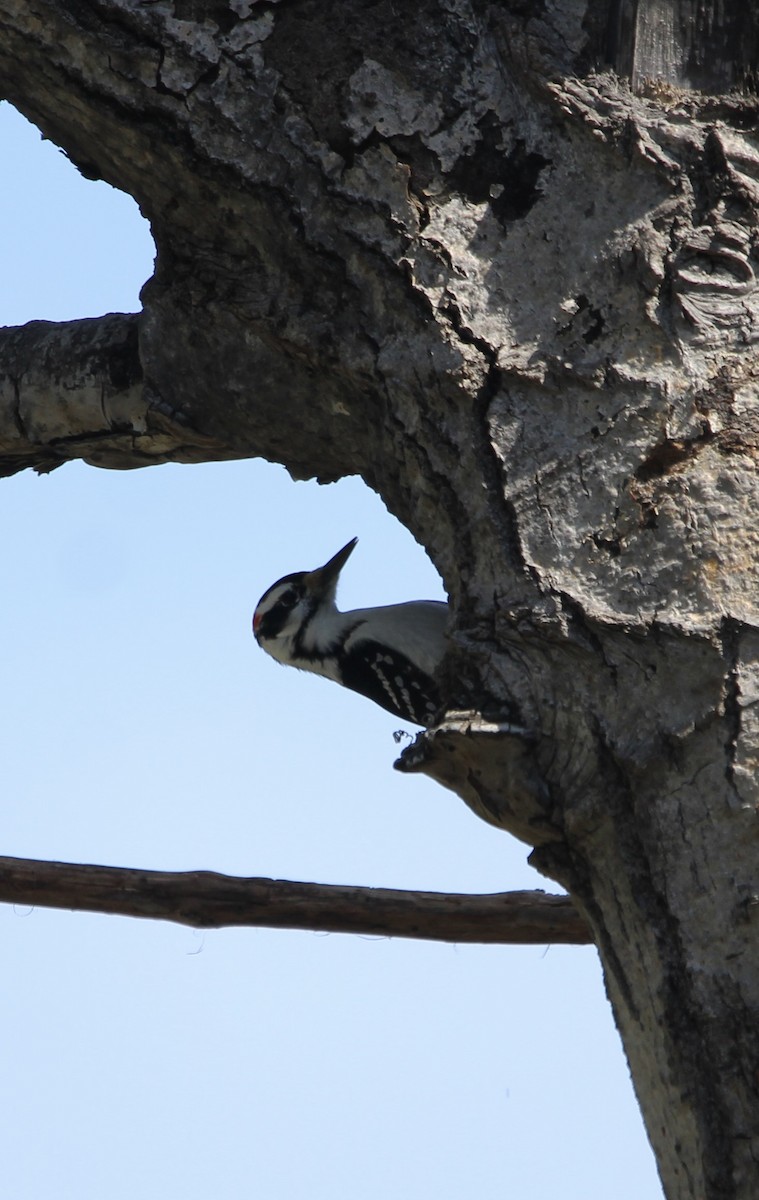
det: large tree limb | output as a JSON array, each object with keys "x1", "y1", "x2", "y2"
[
  {"x1": 0, "y1": 0, "x2": 414, "y2": 486},
  {"x1": 0, "y1": 855, "x2": 590, "y2": 945},
  {"x1": 0, "y1": 314, "x2": 231, "y2": 476}
]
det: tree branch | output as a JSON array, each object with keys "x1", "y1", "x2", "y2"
[
  {"x1": 0, "y1": 855, "x2": 591, "y2": 945},
  {"x1": 0, "y1": 315, "x2": 230, "y2": 475}
]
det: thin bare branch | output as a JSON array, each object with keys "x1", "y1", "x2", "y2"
[{"x1": 0, "y1": 855, "x2": 592, "y2": 945}]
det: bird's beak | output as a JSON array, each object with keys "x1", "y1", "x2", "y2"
[{"x1": 305, "y1": 537, "x2": 358, "y2": 596}]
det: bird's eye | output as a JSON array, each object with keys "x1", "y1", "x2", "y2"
[{"x1": 254, "y1": 584, "x2": 304, "y2": 640}]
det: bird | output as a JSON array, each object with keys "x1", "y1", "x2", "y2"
[{"x1": 253, "y1": 538, "x2": 448, "y2": 725}]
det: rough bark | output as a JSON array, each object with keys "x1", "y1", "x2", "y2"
[
  {"x1": 0, "y1": 315, "x2": 231, "y2": 474},
  {"x1": 0, "y1": 855, "x2": 590, "y2": 944},
  {"x1": 1, "y1": 2, "x2": 759, "y2": 1197}
]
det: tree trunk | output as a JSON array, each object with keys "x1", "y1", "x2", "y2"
[{"x1": 1, "y1": 2, "x2": 758, "y2": 1196}]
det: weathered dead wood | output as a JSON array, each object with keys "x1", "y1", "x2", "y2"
[
  {"x1": 0, "y1": 315, "x2": 233, "y2": 476},
  {"x1": 0, "y1": 855, "x2": 590, "y2": 945}
]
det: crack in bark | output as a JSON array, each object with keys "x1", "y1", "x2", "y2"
[
  {"x1": 10, "y1": 372, "x2": 26, "y2": 440},
  {"x1": 438, "y1": 296, "x2": 497, "y2": 364},
  {"x1": 720, "y1": 616, "x2": 743, "y2": 792}
]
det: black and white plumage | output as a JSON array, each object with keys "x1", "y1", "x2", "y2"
[{"x1": 253, "y1": 538, "x2": 448, "y2": 725}]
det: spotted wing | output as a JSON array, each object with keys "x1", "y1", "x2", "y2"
[{"x1": 339, "y1": 639, "x2": 440, "y2": 726}]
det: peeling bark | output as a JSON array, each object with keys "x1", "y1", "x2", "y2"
[{"x1": 2, "y1": 1, "x2": 759, "y2": 1196}]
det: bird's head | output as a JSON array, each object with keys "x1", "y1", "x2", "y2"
[{"x1": 252, "y1": 538, "x2": 358, "y2": 654}]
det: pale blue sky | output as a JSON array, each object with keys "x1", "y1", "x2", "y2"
[{"x1": 1, "y1": 101, "x2": 661, "y2": 1198}]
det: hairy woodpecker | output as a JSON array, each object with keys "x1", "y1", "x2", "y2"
[{"x1": 253, "y1": 538, "x2": 448, "y2": 725}]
